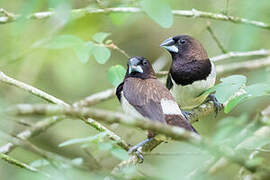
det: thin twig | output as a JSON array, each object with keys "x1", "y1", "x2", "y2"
[
  {"x1": 211, "y1": 49, "x2": 270, "y2": 62},
  {"x1": 216, "y1": 56, "x2": 270, "y2": 75},
  {"x1": 0, "y1": 116, "x2": 64, "y2": 154},
  {"x1": 0, "y1": 152, "x2": 48, "y2": 176},
  {"x1": 0, "y1": 71, "x2": 68, "y2": 106},
  {"x1": 73, "y1": 88, "x2": 115, "y2": 107},
  {"x1": 206, "y1": 21, "x2": 227, "y2": 53},
  {"x1": 0, "y1": 7, "x2": 270, "y2": 30},
  {"x1": 103, "y1": 43, "x2": 130, "y2": 58},
  {"x1": 224, "y1": 0, "x2": 230, "y2": 15}
]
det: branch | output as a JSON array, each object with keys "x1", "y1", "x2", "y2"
[
  {"x1": 216, "y1": 56, "x2": 270, "y2": 75},
  {"x1": 156, "y1": 56, "x2": 270, "y2": 77},
  {"x1": 0, "y1": 152, "x2": 48, "y2": 176},
  {"x1": 211, "y1": 49, "x2": 270, "y2": 62},
  {"x1": 103, "y1": 43, "x2": 130, "y2": 58},
  {"x1": 73, "y1": 88, "x2": 115, "y2": 107},
  {"x1": 206, "y1": 21, "x2": 227, "y2": 53},
  {"x1": 0, "y1": 7, "x2": 270, "y2": 30},
  {"x1": 0, "y1": 71, "x2": 129, "y2": 153},
  {"x1": 0, "y1": 116, "x2": 64, "y2": 154},
  {"x1": 7, "y1": 104, "x2": 270, "y2": 175},
  {"x1": 0, "y1": 71, "x2": 68, "y2": 106}
]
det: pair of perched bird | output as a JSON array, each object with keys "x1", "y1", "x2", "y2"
[{"x1": 116, "y1": 35, "x2": 222, "y2": 160}]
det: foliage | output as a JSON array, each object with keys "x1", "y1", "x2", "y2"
[{"x1": 0, "y1": 0, "x2": 270, "y2": 180}]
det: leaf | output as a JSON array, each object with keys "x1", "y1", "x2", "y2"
[
  {"x1": 43, "y1": 35, "x2": 83, "y2": 49},
  {"x1": 111, "y1": 148, "x2": 129, "y2": 160},
  {"x1": 74, "y1": 41, "x2": 94, "y2": 63},
  {"x1": 92, "y1": 32, "x2": 111, "y2": 43},
  {"x1": 107, "y1": 65, "x2": 126, "y2": 87},
  {"x1": 59, "y1": 132, "x2": 107, "y2": 147},
  {"x1": 245, "y1": 83, "x2": 270, "y2": 97},
  {"x1": 224, "y1": 94, "x2": 248, "y2": 113},
  {"x1": 93, "y1": 45, "x2": 111, "y2": 64},
  {"x1": 203, "y1": 75, "x2": 247, "y2": 104},
  {"x1": 225, "y1": 83, "x2": 270, "y2": 113},
  {"x1": 140, "y1": 0, "x2": 173, "y2": 28}
]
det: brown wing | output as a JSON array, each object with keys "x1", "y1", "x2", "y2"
[
  {"x1": 123, "y1": 77, "x2": 197, "y2": 133},
  {"x1": 123, "y1": 78, "x2": 168, "y2": 123}
]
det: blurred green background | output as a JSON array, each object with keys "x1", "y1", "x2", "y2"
[{"x1": 0, "y1": 0, "x2": 270, "y2": 179}]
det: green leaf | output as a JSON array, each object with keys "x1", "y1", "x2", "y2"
[
  {"x1": 225, "y1": 83, "x2": 270, "y2": 113},
  {"x1": 43, "y1": 35, "x2": 83, "y2": 49},
  {"x1": 203, "y1": 75, "x2": 247, "y2": 104},
  {"x1": 93, "y1": 45, "x2": 111, "y2": 64},
  {"x1": 107, "y1": 65, "x2": 126, "y2": 87},
  {"x1": 74, "y1": 41, "x2": 94, "y2": 63},
  {"x1": 59, "y1": 132, "x2": 107, "y2": 147},
  {"x1": 224, "y1": 94, "x2": 248, "y2": 113},
  {"x1": 140, "y1": 0, "x2": 173, "y2": 28},
  {"x1": 245, "y1": 83, "x2": 270, "y2": 97},
  {"x1": 92, "y1": 32, "x2": 111, "y2": 43},
  {"x1": 111, "y1": 148, "x2": 129, "y2": 160}
]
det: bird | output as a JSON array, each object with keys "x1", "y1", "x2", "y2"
[
  {"x1": 116, "y1": 56, "x2": 197, "y2": 162},
  {"x1": 160, "y1": 35, "x2": 222, "y2": 115}
]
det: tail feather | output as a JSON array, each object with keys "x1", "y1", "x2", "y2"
[{"x1": 165, "y1": 114, "x2": 198, "y2": 134}]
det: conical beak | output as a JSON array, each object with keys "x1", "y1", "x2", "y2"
[
  {"x1": 160, "y1": 37, "x2": 179, "y2": 53},
  {"x1": 128, "y1": 57, "x2": 143, "y2": 74}
]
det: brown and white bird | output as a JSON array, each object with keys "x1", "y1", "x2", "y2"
[
  {"x1": 160, "y1": 35, "x2": 222, "y2": 113},
  {"x1": 116, "y1": 56, "x2": 197, "y2": 160}
]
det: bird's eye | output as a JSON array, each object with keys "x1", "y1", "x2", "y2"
[
  {"x1": 142, "y1": 60, "x2": 148, "y2": 65},
  {"x1": 179, "y1": 39, "x2": 186, "y2": 44}
]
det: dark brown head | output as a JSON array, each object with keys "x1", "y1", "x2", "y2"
[
  {"x1": 160, "y1": 35, "x2": 208, "y2": 61},
  {"x1": 125, "y1": 56, "x2": 156, "y2": 79}
]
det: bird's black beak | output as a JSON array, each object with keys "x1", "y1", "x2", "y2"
[
  {"x1": 160, "y1": 37, "x2": 179, "y2": 53},
  {"x1": 128, "y1": 57, "x2": 143, "y2": 74}
]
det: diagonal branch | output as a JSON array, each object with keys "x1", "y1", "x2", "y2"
[
  {"x1": 0, "y1": 7, "x2": 270, "y2": 30},
  {"x1": 0, "y1": 152, "x2": 48, "y2": 176},
  {"x1": 0, "y1": 71, "x2": 129, "y2": 153},
  {"x1": 0, "y1": 72, "x2": 68, "y2": 106}
]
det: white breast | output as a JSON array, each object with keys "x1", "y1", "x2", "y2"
[{"x1": 171, "y1": 62, "x2": 216, "y2": 110}]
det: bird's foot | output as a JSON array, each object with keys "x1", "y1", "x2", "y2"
[
  {"x1": 128, "y1": 145, "x2": 144, "y2": 163},
  {"x1": 128, "y1": 138, "x2": 153, "y2": 163},
  {"x1": 181, "y1": 110, "x2": 193, "y2": 120},
  {"x1": 206, "y1": 94, "x2": 223, "y2": 117}
]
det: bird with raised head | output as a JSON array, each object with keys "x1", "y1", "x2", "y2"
[
  {"x1": 160, "y1": 35, "x2": 222, "y2": 115},
  {"x1": 116, "y1": 56, "x2": 197, "y2": 162}
]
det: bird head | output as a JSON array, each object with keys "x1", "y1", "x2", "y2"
[
  {"x1": 160, "y1": 35, "x2": 208, "y2": 60},
  {"x1": 127, "y1": 56, "x2": 155, "y2": 79}
]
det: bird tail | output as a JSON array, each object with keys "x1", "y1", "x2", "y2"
[{"x1": 165, "y1": 114, "x2": 198, "y2": 134}]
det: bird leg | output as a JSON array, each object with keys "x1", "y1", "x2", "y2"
[
  {"x1": 128, "y1": 137, "x2": 154, "y2": 163},
  {"x1": 181, "y1": 110, "x2": 192, "y2": 120},
  {"x1": 206, "y1": 94, "x2": 223, "y2": 116}
]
